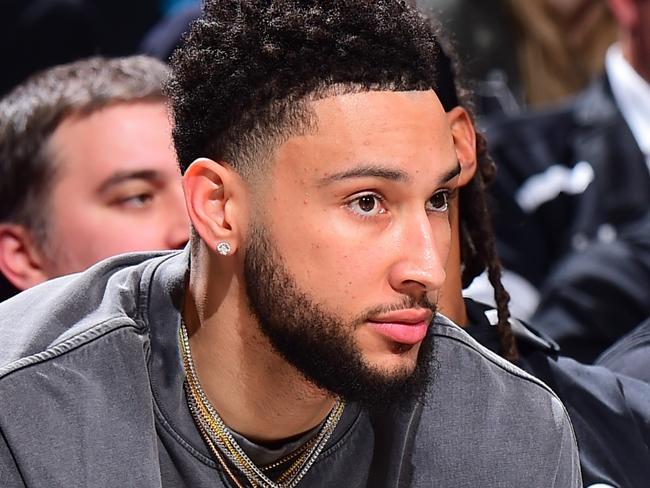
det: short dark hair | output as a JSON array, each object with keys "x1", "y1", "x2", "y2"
[
  {"x1": 166, "y1": 0, "x2": 442, "y2": 176},
  {"x1": 0, "y1": 55, "x2": 169, "y2": 237}
]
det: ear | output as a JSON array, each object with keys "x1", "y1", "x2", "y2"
[
  {"x1": 182, "y1": 158, "x2": 247, "y2": 255},
  {"x1": 608, "y1": 0, "x2": 637, "y2": 30},
  {"x1": 447, "y1": 106, "x2": 477, "y2": 188},
  {"x1": 0, "y1": 224, "x2": 49, "y2": 290}
]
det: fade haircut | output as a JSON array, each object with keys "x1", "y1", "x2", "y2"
[
  {"x1": 166, "y1": 0, "x2": 442, "y2": 178},
  {"x1": 0, "y1": 55, "x2": 169, "y2": 243}
]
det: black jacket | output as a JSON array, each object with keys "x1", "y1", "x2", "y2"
[
  {"x1": 532, "y1": 211, "x2": 650, "y2": 362},
  {"x1": 487, "y1": 74, "x2": 650, "y2": 287},
  {"x1": 597, "y1": 316, "x2": 650, "y2": 383},
  {"x1": 465, "y1": 299, "x2": 650, "y2": 488},
  {"x1": 486, "y1": 75, "x2": 650, "y2": 360}
]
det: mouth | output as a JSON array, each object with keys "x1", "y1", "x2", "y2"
[{"x1": 366, "y1": 309, "x2": 433, "y2": 346}]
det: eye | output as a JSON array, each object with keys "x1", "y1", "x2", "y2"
[
  {"x1": 117, "y1": 193, "x2": 154, "y2": 209},
  {"x1": 347, "y1": 193, "x2": 386, "y2": 217},
  {"x1": 426, "y1": 190, "x2": 449, "y2": 213}
]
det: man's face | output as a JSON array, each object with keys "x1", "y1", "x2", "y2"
[
  {"x1": 243, "y1": 90, "x2": 461, "y2": 404},
  {"x1": 42, "y1": 101, "x2": 189, "y2": 276}
]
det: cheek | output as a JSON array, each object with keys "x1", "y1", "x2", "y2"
[
  {"x1": 271, "y1": 211, "x2": 379, "y2": 299},
  {"x1": 50, "y1": 207, "x2": 164, "y2": 261}
]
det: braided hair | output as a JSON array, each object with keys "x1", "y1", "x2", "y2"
[{"x1": 435, "y1": 41, "x2": 519, "y2": 362}]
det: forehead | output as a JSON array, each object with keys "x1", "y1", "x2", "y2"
[
  {"x1": 48, "y1": 101, "x2": 176, "y2": 182},
  {"x1": 312, "y1": 89, "x2": 449, "y2": 143},
  {"x1": 270, "y1": 90, "x2": 455, "y2": 181}
]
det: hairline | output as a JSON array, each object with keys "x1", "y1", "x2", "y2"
[
  {"x1": 208, "y1": 83, "x2": 437, "y2": 179},
  {"x1": 188, "y1": 84, "x2": 441, "y2": 251}
]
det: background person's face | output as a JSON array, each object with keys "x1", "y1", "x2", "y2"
[
  {"x1": 244, "y1": 90, "x2": 461, "y2": 389},
  {"x1": 42, "y1": 101, "x2": 189, "y2": 276}
]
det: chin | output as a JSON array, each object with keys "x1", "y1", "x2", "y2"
[{"x1": 364, "y1": 343, "x2": 421, "y2": 375}]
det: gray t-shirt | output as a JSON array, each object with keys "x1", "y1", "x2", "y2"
[{"x1": 0, "y1": 250, "x2": 581, "y2": 487}]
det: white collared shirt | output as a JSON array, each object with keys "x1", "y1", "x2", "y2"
[{"x1": 605, "y1": 43, "x2": 650, "y2": 172}]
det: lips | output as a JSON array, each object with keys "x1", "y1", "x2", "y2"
[{"x1": 367, "y1": 309, "x2": 433, "y2": 345}]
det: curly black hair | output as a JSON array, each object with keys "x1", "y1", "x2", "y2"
[{"x1": 166, "y1": 0, "x2": 442, "y2": 176}]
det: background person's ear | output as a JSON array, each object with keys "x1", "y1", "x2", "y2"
[
  {"x1": 182, "y1": 158, "x2": 247, "y2": 255},
  {"x1": 447, "y1": 107, "x2": 477, "y2": 187},
  {"x1": 0, "y1": 224, "x2": 49, "y2": 291}
]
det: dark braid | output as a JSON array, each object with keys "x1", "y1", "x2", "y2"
[
  {"x1": 434, "y1": 37, "x2": 519, "y2": 362},
  {"x1": 460, "y1": 134, "x2": 518, "y2": 362}
]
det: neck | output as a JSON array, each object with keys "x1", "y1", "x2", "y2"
[{"x1": 183, "y1": 252, "x2": 336, "y2": 443}]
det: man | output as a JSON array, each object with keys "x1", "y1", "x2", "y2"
[
  {"x1": 0, "y1": 56, "x2": 190, "y2": 301},
  {"x1": 0, "y1": 2, "x2": 581, "y2": 486},
  {"x1": 483, "y1": 0, "x2": 650, "y2": 361},
  {"x1": 433, "y1": 45, "x2": 650, "y2": 486}
]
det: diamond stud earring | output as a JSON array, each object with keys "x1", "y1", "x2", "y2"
[{"x1": 216, "y1": 242, "x2": 232, "y2": 256}]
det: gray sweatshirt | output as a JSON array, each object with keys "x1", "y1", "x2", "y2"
[{"x1": 0, "y1": 250, "x2": 581, "y2": 487}]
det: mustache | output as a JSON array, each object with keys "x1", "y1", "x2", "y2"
[{"x1": 356, "y1": 295, "x2": 437, "y2": 326}]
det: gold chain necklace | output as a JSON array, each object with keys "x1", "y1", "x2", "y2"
[{"x1": 179, "y1": 322, "x2": 345, "y2": 488}]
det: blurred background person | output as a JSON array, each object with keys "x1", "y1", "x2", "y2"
[
  {"x1": 417, "y1": 0, "x2": 617, "y2": 115},
  {"x1": 432, "y1": 40, "x2": 650, "y2": 486},
  {"x1": 469, "y1": 0, "x2": 650, "y2": 361},
  {"x1": 509, "y1": 0, "x2": 617, "y2": 107},
  {"x1": 0, "y1": 56, "x2": 189, "y2": 302}
]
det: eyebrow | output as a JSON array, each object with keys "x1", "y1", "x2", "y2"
[
  {"x1": 97, "y1": 169, "x2": 163, "y2": 194},
  {"x1": 318, "y1": 165, "x2": 408, "y2": 186},
  {"x1": 439, "y1": 161, "x2": 462, "y2": 184},
  {"x1": 318, "y1": 160, "x2": 462, "y2": 186}
]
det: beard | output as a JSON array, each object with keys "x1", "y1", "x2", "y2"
[{"x1": 243, "y1": 223, "x2": 437, "y2": 409}]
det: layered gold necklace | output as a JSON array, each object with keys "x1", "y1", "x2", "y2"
[{"x1": 179, "y1": 323, "x2": 345, "y2": 488}]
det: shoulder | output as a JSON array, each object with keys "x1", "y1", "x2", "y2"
[
  {"x1": 0, "y1": 250, "x2": 187, "y2": 486},
  {"x1": 0, "y1": 250, "x2": 181, "y2": 379},
  {"x1": 430, "y1": 315, "x2": 562, "y2": 400},
  {"x1": 541, "y1": 354, "x2": 650, "y2": 485},
  {"x1": 463, "y1": 303, "x2": 650, "y2": 485},
  {"x1": 428, "y1": 318, "x2": 573, "y2": 434},
  {"x1": 597, "y1": 317, "x2": 650, "y2": 383},
  {"x1": 414, "y1": 317, "x2": 581, "y2": 486}
]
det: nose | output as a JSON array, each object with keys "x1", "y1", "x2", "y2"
[{"x1": 388, "y1": 210, "x2": 448, "y2": 298}]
